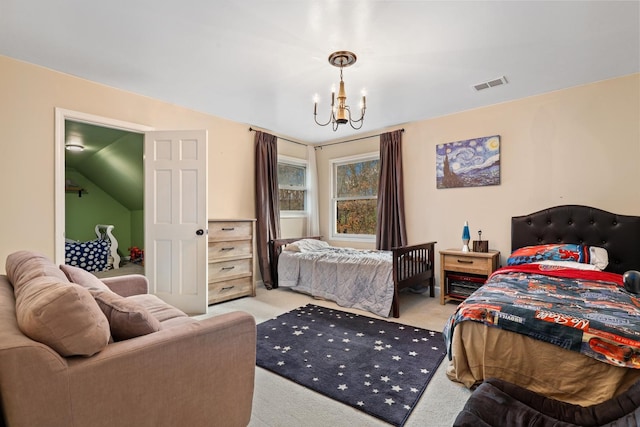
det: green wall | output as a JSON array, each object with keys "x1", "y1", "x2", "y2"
[
  {"x1": 65, "y1": 169, "x2": 133, "y2": 256},
  {"x1": 130, "y1": 209, "x2": 144, "y2": 250}
]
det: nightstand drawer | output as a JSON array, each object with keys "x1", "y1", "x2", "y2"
[{"x1": 443, "y1": 254, "x2": 489, "y2": 275}]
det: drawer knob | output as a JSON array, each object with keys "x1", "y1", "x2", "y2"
[
  {"x1": 221, "y1": 247, "x2": 235, "y2": 251},
  {"x1": 221, "y1": 227, "x2": 235, "y2": 231},
  {"x1": 457, "y1": 259, "x2": 473, "y2": 264},
  {"x1": 221, "y1": 266, "x2": 235, "y2": 271},
  {"x1": 221, "y1": 286, "x2": 235, "y2": 291}
]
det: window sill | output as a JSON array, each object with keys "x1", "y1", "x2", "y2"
[
  {"x1": 330, "y1": 234, "x2": 376, "y2": 244},
  {"x1": 280, "y1": 211, "x2": 308, "y2": 219}
]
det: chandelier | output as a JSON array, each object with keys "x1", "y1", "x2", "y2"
[{"x1": 313, "y1": 51, "x2": 366, "y2": 131}]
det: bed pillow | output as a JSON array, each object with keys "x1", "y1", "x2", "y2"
[
  {"x1": 286, "y1": 239, "x2": 330, "y2": 253},
  {"x1": 282, "y1": 243, "x2": 301, "y2": 252},
  {"x1": 589, "y1": 246, "x2": 609, "y2": 270},
  {"x1": 60, "y1": 264, "x2": 112, "y2": 292},
  {"x1": 533, "y1": 260, "x2": 600, "y2": 271},
  {"x1": 65, "y1": 238, "x2": 111, "y2": 272},
  {"x1": 507, "y1": 244, "x2": 608, "y2": 270},
  {"x1": 90, "y1": 289, "x2": 161, "y2": 341}
]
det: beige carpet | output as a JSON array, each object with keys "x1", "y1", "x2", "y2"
[{"x1": 201, "y1": 286, "x2": 471, "y2": 427}]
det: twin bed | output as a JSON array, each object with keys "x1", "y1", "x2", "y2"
[
  {"x1": 269, "y1": 238, "x2": 436, "y2": 318},
  {"x1": 64, "y1": 224, "x2": 121, "y2": 273},
  {"x1": 445, "y1": 205, "x2": 640, "y2": 405}
]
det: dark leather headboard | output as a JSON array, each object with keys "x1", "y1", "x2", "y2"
[{"x1": 511, "y1": 205, "x2": 640, "y2": 275}]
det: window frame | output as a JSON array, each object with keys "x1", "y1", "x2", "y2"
[
  {"x1": 277, "y1": 155, "x2": 309, "y2": 219},
  {"x1": 329, "y1": 151, "x2": 379, "y2": 242}
]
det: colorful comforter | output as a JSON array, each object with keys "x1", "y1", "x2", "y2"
[{"x1": 444, "y1": 264, "x2": 640, "y2": 369}]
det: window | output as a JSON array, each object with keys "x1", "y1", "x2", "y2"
[
  {"x1": 331, "y1": 153, "x2": 379, "y2": 240},
  {"x1": 278, "y1": 156, "x2": 307, "y2": 215}
]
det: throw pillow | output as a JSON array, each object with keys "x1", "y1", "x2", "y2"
[
  {"x1": 60, "y1": 264, "x2": 112, "y2": 292},
  {"x1": 15, "y1": 277, "x2": 110, "y2": 357},
  {"x1": 6, "y1": 250, "x2": 70, "y2": 290},
  {"x1": 90, "y1": 289, "x2": 161, "y2": 341},
  {"x1": 127, "y1": 294, "x2": 188, "y2": 322}
]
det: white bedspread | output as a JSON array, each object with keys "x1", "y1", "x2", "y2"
[{"x1": 278, "y1": 246, "x2": 394, "y2": 317}]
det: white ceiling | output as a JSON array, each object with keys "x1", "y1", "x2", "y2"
[{"x1": 1, "y1": 1, "x2": 638, "y2": 144}]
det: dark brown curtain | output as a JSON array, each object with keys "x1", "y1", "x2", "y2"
[
  {"x1": 254, "y1": 131, "x2": 280, "y2": 289},
  {"x1": 376, "y1": 130, "x2": 407, "y2": 250}
]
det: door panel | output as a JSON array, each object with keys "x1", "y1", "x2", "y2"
[{"x1": 144, "y1": 130, "x2": 208, "y2": 314}]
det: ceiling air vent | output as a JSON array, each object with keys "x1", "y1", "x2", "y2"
[{"x1": 473, "y1": 76, "x2": 508, "y2": 91}]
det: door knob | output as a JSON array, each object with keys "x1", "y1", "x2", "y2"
[{"x1": 196, "y1": 229, "x2": 204, "y2": 236}]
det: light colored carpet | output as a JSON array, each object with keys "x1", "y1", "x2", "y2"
[{"x1": 201, "y1": 286, "x2": 471, "y2": 427}]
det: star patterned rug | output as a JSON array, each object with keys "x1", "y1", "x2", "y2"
[{"x1": 255, "y1": 304, "x2": 447, "y2": 426}]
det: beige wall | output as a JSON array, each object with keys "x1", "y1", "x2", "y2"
[
  {"x1": 1, "y1": 54, "x2": 638, "y2": 277},
  {"x1": 0, "y1": 55, "x2": 259, "y2": 271},
  {"x1": 316, "y1": 74, "x2": 640, "y2": 268}
]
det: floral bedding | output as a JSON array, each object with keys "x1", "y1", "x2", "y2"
[{"x1": 444, "y1": 264, "x2": 640, "y2": 369}]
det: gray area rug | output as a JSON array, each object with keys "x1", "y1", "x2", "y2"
[{"x1": 256, "y1": 304, "x2": 447, "y2": 426}]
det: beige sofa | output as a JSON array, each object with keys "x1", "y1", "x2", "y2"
[{"x1": 0, "y1": 251, "x2": 256, "y2": 427}]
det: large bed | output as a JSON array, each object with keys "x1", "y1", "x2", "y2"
[
  {"x1": 269, "y1": 237, "x2": 436, "y2": 318},
  {"x1": 445, "y1": 205, "x2": 640, "y2": 405}
]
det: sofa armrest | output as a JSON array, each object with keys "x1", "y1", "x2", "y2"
[
  {"x1": 100, "y1": 274, "x2": 149, "y2": 296},
  {"x1": 66, "y1": 311, "x2": 256, "y2": 427}
]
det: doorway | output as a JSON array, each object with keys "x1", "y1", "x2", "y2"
[
  {"x1": 55, "y1": 109, "x2": 210, "y2": 314},
  {"x1": 54, "y1": 109, "x2": 153, "y2": 266}
]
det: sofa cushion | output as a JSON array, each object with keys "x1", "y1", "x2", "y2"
[
  {"x1": 128, "y1": 294, "x2": 188, "y2": 323},
  {"x1": 14, "y1": 276, "x2": 110, "y2": 356},
  {"x1": 90, "y1": 289, "x2": 161, "y2": 341},
  {"x1": 6, "y1": 250, "x2": 69, "y2": 290},
  {"x1": 60, "y1": 264, "x2": 111, "y2": 292}
]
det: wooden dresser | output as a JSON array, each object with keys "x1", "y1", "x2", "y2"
[{"x1": 207, "y1": 219, "x2": 256, "y2": 305}]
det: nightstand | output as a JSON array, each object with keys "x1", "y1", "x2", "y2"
[{"x1": 440, "y1": 249, "x2": 500, "y2": 304}]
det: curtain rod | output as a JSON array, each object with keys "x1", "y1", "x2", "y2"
[
  {"x1": 249, "y1": 127, "x2": 405, "y2": 149},
  {"x1": 314, "y1": 129, "x2": 405, "y2": 149},
  {"x1": 248, "y1": 127, "x2": 307, "y2": 147}
]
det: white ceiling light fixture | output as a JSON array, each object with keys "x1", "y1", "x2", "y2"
[
  {"x1": 65, "y1": 143, "x2": 85, "y2": 152},
  {"x1": 314, "y1": 51, "x2": 366, "y2": 131}
]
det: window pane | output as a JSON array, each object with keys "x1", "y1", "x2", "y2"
[
  {"x1": 336, "y1": 159, "x2": 379, "y2": 198},
  {"x1": 335, "y1": 199, "x2": 377, "y2": 235},
  {"x1": 278, "y1": 163, "x2": 305, "y2": 187},
  {"x1": 279, "y1": 189, "x2": 305, "y2": 211}
]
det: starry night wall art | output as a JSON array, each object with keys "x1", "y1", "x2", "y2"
[{"x1": 436, "y1": 135, "x2": 501, "y2": 189}]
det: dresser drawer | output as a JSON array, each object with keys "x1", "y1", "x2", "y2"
[
  {"x1": 443, "y1": 254, "x2": 490, "y2": 275},
  {"x1": 209, "y1": 221, "x2": 253, "y2": 241},
  {"x1": 208, "y1": 258, "x2": 252, "y2": 282},
  {"x1": 208, "y1": 277, "x2": 254, "y2": 304},
  {"x1": 208, "y1": 240, "x2": 252, "y2": 261}
]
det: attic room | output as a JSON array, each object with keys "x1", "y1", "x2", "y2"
[{"x1": 0, "y1": 1, "x2": 639, "y2": 426}]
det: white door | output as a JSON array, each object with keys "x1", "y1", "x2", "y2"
[{"x1": 144, "y1": 130, "x2": 208, "y2": 315}]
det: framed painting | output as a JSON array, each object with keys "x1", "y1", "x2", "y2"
[{"x1": 436, "y1": 135, "x2": 500, "y2": 189}]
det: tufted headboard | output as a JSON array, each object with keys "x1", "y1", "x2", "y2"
[{"x1": 511, "y1": 205, "x2": 640, "y2": 275}]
